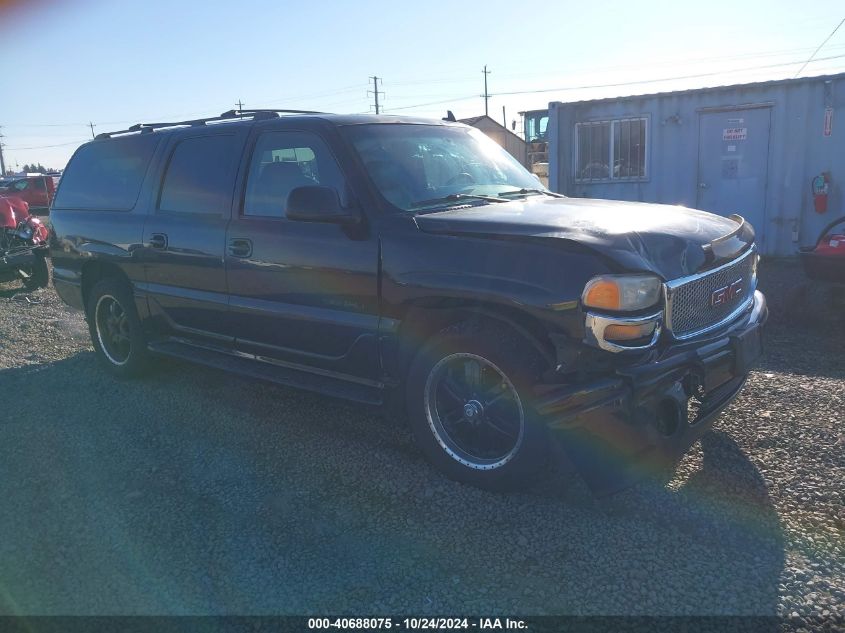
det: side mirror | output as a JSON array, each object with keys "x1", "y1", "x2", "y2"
[{"x1": 286, "y1": 186, "x2": 359, "y2": 224}]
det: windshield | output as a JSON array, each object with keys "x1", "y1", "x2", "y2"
[{"x1": 344, "y1": 124, "x2": 545, "y2": 211}]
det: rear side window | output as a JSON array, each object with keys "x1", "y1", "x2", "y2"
[
  {"x1": 54, "y1": 135, "x2": 159, "y2": 210},
  {"x1": 159, "y1": 135, "x2": 239, "y2": 215}
]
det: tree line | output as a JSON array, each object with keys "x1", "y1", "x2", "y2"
[{"x1": 17, "y1": 163, "x2": 59, "y2": 174}]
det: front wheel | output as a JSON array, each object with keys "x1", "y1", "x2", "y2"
[
  {"x1": 21, "y1": 252, "x2": 49, "y2": 291},
  {"x1": 87, "y1": 278, "x2": 150, "y2": 378},
  {"x1": 406, "y1": 320, "x2": 551, "y2": 491}
]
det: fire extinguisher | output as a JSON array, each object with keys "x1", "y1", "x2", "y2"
[{"x1": 812, "y1": 172, "x2": 830, "y2": 213}]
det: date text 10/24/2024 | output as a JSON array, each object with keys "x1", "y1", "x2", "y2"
[{"x1": 308, "y1": 618, "x2": 528, "y2": 630}]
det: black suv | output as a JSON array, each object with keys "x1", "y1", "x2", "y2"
[{"x1": 49, "y1": 110, "x2": 767, "y2": 494}]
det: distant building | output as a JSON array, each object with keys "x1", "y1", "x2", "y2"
[
  {"x1": 459, "y1": 115, "x2": 528, "y2": 167},
  {"x1": 547, "y1": 73, "x2": 844, "y2": 256}
]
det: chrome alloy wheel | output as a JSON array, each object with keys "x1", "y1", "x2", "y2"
[
  {"x1": 423, "y1": 353, "x2": 525, "y2": 470},
  {"x1": 94, "y1": 294, "x2": 131, "y2": 366}
]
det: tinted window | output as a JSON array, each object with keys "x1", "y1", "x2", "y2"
[
  {"x1": 33, "y1": 178, "x2": 47, "y2": 191},
  {"x1": 54, "y1": 135, "x2": 159, "y2": 210},
  {"x1": 159, "y1": 135, "x2": 238, "y2": 215},
  {"x1": 243, "y1": 131, "x2": 345, "y2": 217},
  {"x1": 344, "y1": 124, "x2": 539, "y2": 211}
]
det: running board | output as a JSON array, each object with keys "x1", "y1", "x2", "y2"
[{"x1": 147, "y1": 340, "x2": 383, "y2": 405}]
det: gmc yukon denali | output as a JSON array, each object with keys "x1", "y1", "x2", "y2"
[{"x1": 49, "y1": 109, "x2": 767, "y2": 494}]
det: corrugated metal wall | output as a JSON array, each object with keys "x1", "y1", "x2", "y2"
[
  {"x1": 471, "y1": 118, "x2": 529, "y2": 166},
  {"x1": 549, "y1": 74, "x2": 844, "y2": 256}
]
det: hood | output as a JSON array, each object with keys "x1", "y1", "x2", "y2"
[
  {"x1": 0, "y1": 197, "x2": 29, "y2": 229},
  {"x1": 413, "y1": 196, "x2": 754, "y2": 280}
]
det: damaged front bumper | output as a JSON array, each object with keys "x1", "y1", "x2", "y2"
[
  {"x1": 0, "y1": 244, "x2": 47, "y2": 280},
  {"x1": 536, "y1": 290, "x2": 768, "y2": 496}
]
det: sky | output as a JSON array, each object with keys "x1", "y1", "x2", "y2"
[{"x1": 1, "y1": 0, "x2": 844, "y2": 170}]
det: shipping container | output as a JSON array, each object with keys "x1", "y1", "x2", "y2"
[{"x1": 548, "y1": 73, "x2": 844, "y2": 256}]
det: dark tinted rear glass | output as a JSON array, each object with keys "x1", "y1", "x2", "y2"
[
  {"x1": 54, "y1": 135, "x2": 159, "y2": 210},
  {"x1": 159, "y1": 135, "x2": 238, "y2": 215}
]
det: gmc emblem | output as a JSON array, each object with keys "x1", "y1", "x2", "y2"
[{"x1": 711, "y1": 278, "x2": 744, "y2": 307}]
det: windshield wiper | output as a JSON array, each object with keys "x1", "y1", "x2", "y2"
[
  {"x1": 497, "y1": 188, "x2": 566, "y2": 199},
  {"x1": 410, "y1": 193, "x2": 508, "y2": 210}
]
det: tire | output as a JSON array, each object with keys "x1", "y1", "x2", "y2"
[
  {"x1": 406, "y1": 319, "x2": 551, "y2": 491},
  {"x1": 22, "y1": 253, "x2": 49, "y2": 291},
  {"x1": 86, "y1": 278, "x2": 150, "y2": 378}
]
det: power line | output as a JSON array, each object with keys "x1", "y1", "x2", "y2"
[
  {"x1": 387, "y1": 94, "x2": 477, "y2": 112},
  {"x1": 387, "y1": 53, "x2": 845, "y2": 116},
  {"x1": 493, "y1": 43, "x2": 845, "y2": 83},
  {"x1": 794, "y1": 17, "x2": 845, "y2": 78},
  {"x1": 3, "y1": 139, "x2": 88, "y2": 151},
  {"x1": 250, "y1": 83, "x2": 362, "y2": 107},
  {"x1": 491, "y1": 53, "x2": 845, "y2": 97},
  {"x1": 0, "y1": 87, "x2": 360, "y2": 129},
  {"x1": 387, "y1": 75, "x2": 478, "y2": 88},
  {"x1": 4, "y1": 50, "x2": 844, "y2": 145},
  {"x1": 4, "y1": 44, "x2": 844, "y2": 130}
]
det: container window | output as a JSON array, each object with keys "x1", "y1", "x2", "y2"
[{"x1": 576, "y1": 117, "x2": 647, "y2": 182}]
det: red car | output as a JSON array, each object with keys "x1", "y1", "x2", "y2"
[
  {"x1": 0, "y1": 174, "x2": 59, "y2": 214},
  {"x1": 0, "y1": 196, "x2": 49, "y2": 290}
]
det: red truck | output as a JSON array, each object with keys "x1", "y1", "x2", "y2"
[{"x1": 0, "y1": 174, "x2": 60, "y2": 214}]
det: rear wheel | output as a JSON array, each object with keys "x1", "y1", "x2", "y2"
[
  {"x1": 87, "y1": 278, "x2": 150, "y2": 378},
  {"x1": 406, "y1": 320, "x2": 550, "y2": 490}
]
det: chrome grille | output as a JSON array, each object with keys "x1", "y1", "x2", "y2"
[{"x1": 665, "y1": 249, "x2": 756, "y2": 339}]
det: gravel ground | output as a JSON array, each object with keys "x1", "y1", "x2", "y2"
[{"x1": 0, "y1": 260, "x2": 842, "y2": 623}]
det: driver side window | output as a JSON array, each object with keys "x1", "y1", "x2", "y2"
[{"x1": 243, "y1": 131, "x2": 345, "y2": 218}]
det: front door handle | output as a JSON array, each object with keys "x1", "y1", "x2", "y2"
[
  {"x1": 148, "y1": 233, "x2": 168, "y2": 249},
  {"x1": 228, "y1": 238, "x2": 253, "y2": 258}
]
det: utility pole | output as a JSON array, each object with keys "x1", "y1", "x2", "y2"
[
  {"x1": 89, "y1": 122, "x2": 96, "y2": 139},
  {"x1": 236, "y1": 99, "x2": 244, "y2": 111},
  {"x1": 0, "y1": 127, "x2": 6, "y2": 176},
  {"x1": 502, "y1": 106, "x2": 507, "y2": 129},
  {"x1": 482, "y1": 65, "x2": 491, "y2": 116},
  {"x1": 368, "y1": 76, "x2": 384, "y2": 114}
]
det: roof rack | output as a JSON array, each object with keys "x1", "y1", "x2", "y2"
[
  {"x1": 95, "y1": 108, "x2": 325, "y2": 139},
  {"x1": 220, "y1": 108, "x2": 326, "y2": 117}
]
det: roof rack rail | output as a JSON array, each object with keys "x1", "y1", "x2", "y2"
[
  {"x1": 95, "y1": 109, "x2": 318, "y2": 140},
  {"x1": 220, "y1": 108, "x2": 326, "y2": 117}
]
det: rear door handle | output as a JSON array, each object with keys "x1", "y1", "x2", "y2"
[
  {"x1": 228, "y1": 238, "x2": 253, "y2": 258},
  {"x1": 148, "y1": 233, "x2": 168, "y2": 249}
]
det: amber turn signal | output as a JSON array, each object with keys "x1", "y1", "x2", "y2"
[
  {"x1": 604, "y1": 322, "x2": 656, "y2": 341},
  {"x1": 582, "y1": 279, "x2": 621, "y2": 310}
]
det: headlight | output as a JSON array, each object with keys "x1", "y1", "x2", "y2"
[{"x1": 582, "y1": 274, "x2": 662, "y2": 312}]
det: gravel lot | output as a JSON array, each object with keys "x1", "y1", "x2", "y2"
[{"x1": 0, "y1": 260, "x2": 842, "y2": 622}]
